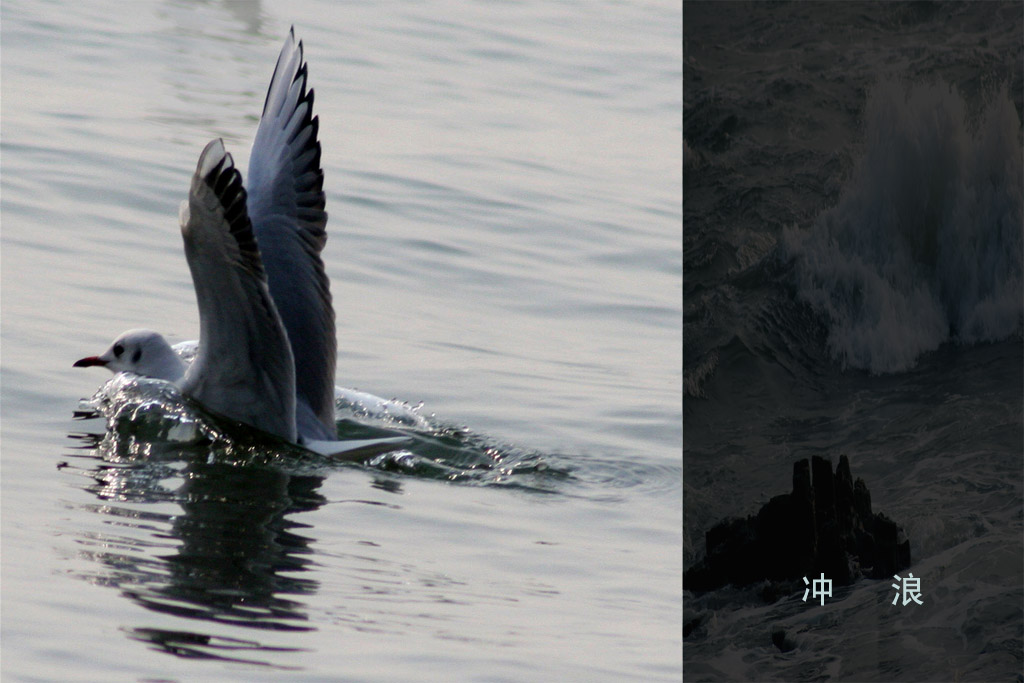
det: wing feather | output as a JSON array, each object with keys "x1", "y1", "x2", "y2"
[
  {"x1": 180, "y1": 139, "x2": 297, "y2": 442},
  {"x1": 247, "y1": 28, "x2": 336, "y2": 440}
]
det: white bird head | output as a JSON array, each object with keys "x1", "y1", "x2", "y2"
[{"x1": 74, "y1": 328, "x2": 186, "y2": 382}]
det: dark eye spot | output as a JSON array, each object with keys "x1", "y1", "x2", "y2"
[
  {"x1": 132, "y1": 349, "x2": 142, "y2": 364},
  {"x1": 113, "y1": 344, "x2": 124, "y2": 357}
]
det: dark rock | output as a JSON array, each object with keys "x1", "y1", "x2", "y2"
[
  {"x1": 834, "y1": 455, "x2": 855, "y2": 541},
  {"x1": 683, "y1": 455, "x2": 911, "y2": 597},
  {"x1": 760, "y1": 579, "x2": 802, "y2": 604},
  {"x1": 756, "y1": 494, "x2": 801, "y2": 580},
  {"x1": 812, "y1": 455, "x2": 837, "y2": 534},
  {"x1": 870, "y1": 513, "x2": 912, "y2": 579},
  {"x1": 790, "y1": 459, "x2": 816, "y2": 576},
  {"x1": 853, "y1": 476, "x2": 872, "y2": 519}
]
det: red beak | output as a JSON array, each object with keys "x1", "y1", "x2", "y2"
[{"x1": 73, "y1": 356, "x2": 107, "y2": 368}]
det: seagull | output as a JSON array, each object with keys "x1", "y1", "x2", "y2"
[{"x1": 75, "y1": 29, "x2": 376, "y2": 450}]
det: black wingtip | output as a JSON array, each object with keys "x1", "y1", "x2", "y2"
[{"x1": 195, "y1": 140, "x2": 264, "y2": 278}]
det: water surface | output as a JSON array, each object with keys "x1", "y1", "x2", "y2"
[{"x1": 1, "y1": 1, "x2": 682, "y2": 680}]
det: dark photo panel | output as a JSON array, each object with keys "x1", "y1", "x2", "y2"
[{"x1": 684, "y1": 3, "x2": 1023, "y2": 681}]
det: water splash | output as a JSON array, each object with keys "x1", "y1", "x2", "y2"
[
  {"x1": 785, "y1": 79, "x2": 1023, "y2": 373},
  {"x1": 73, "y1": 372, "x2": 565, "y2": 489}
]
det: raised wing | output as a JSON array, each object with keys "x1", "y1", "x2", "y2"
[
  {"x1": 247, "y1": 28, "x2": 336, "y2": 441},
  {"x1": 179, "y1": 139, "x2": 297, "y2": 443}
]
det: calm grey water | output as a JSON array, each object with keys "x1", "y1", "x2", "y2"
[{"x1": 0, "y1": 1, "x2": 682, "y2": 681}]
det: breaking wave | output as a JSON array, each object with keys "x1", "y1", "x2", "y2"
[{"x1": 785, "y1": 79, "x2": 1022, "y2": 373}]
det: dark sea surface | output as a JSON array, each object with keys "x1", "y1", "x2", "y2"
[
  {"x1": 684, "y1": 2, "x2": 1022, "y2": 681},
  {"x1": 1, "y1": 1, "x2": 682, "y2": 680}
]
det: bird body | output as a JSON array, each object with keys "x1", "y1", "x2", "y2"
[{"x1": 75, "y1": 29, "x2": 342, "y2": 446}]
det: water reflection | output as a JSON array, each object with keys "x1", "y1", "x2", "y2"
[
  {"x1": 64, "y1": 372, "x2": 566, "y2": 667},
  {"x1": 67, "y1": 427, "x2": 326, "y2": 666},
  {"x1": 128, "y1": 460, "x2": 323, "y2": 629}
]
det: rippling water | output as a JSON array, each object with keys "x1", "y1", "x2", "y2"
[
  {"x1": 684, "y1": 3, "x2": 1021, "y2": 681},
  {"x1": 0, "y1": 1, "x2": 682, "y2": 680}
]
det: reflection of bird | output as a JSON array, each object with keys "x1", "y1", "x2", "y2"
[
  {"x1": 75, "y1": 29, "x2": 338, "y2": 445},
  {"x1": 114, "y1": 459, "x2": 326, "y2": 657}
]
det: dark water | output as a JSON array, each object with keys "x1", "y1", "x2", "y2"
[
  {"x1": 684, "y1": 3, "x2": 1022, "y2": 681},
  {"x1": 1, "y1": 1, "x2": 682, "y2": 680}
]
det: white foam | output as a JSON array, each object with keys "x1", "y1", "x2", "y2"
[{"x1": 785, "y1": 79, "x2": 1022, "y2": 373}]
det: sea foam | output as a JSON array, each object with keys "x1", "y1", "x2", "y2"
[{"x1": 785, "y1": 79, "x2": 1022, "y2": 373}]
